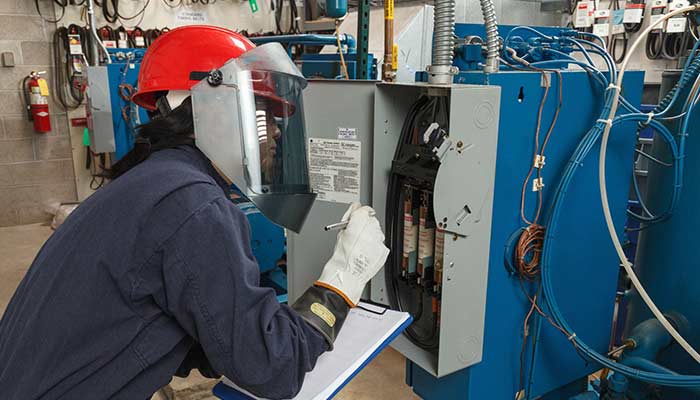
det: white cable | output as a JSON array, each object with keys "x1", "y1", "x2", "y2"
[{"x1": 599, "y1": 4, "x2": 700, "y2": 364}]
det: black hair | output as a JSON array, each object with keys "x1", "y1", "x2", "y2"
[{"x1": 108, "y1": 96, "x2": 195, "y2": 179}]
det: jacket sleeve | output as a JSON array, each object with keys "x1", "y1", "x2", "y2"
[{"x1": 161, "y1": 197, "x2": 328, "y2": 399}]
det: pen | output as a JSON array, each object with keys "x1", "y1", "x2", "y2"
[{"x1": 324, "y1": 221, "x2": 349, "y2": 231}]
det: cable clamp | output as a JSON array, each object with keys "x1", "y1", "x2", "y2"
[
  {"x1": 533, "y1": 155, "x2": 546, "y2": 169},
  {"x1": 606, "y1": 83, "x2": 621, "y2": 93},
  {"x1": 532, "y1": 177, "x2": 545, "y2": 192},
  {"x1": 596, "y1": 118, "x2": 613, "y2": 127},
  {"x1": 645, "y1": 112, "x2": 654, "y2": 125},
  {"x1": 568, "y1": 333, "x2": 577, "y2": 341}
]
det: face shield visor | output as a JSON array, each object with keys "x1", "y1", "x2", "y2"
[{"x1": 191, "y1": 43, "x2": 315, "y2": 233}]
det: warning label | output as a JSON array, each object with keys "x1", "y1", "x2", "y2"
[{"x1": 308, "y1": 138, "x2": 361, "y2": 204}]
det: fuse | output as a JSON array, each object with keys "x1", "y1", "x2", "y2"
[
  {"x1": 433, "y1": 226, "x2": 445, "y2": 294},
  {"x1": 402, "y1": 187, "x2": 418, "y2": 279},
  {"x1": 417, "y1": 192, "x2": 435, "y2": 287}
]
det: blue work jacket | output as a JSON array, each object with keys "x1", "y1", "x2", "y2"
[{"x1": 0, "y1": 145, "x2": 327, "y2": 400}]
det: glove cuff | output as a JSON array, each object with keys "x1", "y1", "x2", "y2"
[
  {"x1": 291, "y1": 286, "x2": 351, "y2": 350},
  {"x1": 314, "y1": 280, "x2": 357, "y2": 307}
]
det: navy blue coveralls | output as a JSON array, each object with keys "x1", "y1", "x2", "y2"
[{"x1": 0, "y1": 145, "x2": 328, "y2": 400}]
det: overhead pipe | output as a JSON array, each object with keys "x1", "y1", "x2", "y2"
[{"x1": 249, "y1": 34, "x2": 356, "y2": 53}]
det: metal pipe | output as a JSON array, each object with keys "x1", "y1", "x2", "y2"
[
  {"x1": 86, "y1": 0, "x2": 110, "y2": 64},
  {"x1": 249, "y1": 34, "x2": 356, "y2": 53},
  {"x1": 427, "y1": 0, "x2": 455, "y2": 84},
  {"x1": 382, "y1": 0, "x2": 395, "y2": 81},
  {"x1": 480, "y1": 0, "x2": 499, "y2": 73}
]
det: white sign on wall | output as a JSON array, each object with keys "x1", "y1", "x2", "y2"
[{"x1": 175, "y1": 9, "x2": 209, "y2": 25}]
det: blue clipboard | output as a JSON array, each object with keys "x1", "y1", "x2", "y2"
[{"x1": 212, "y1": 305, "x2": 412, "y2": 400}]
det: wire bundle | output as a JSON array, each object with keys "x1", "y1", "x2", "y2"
[
  {"x1": 502, "y1": 20, "x2": 700, "y2": 392},
  {"x1": 384, "y1": 95, "x2": 449, "y2": 351}
]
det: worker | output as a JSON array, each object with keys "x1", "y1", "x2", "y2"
[{"x1": 0, "y1": 26, "x2": 389, "y2": 400}]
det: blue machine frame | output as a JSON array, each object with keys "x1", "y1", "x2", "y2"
[
  {"x1": 104, "y1": 49, "x2": 150, "y2": 160},
  {"x1": 249, "y1": 34, "x2": 376, "y2": 80},
  {"x1": 406, "y1": 24, "x2": 644, "y2": 399}
]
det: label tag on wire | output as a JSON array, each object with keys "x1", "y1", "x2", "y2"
[
  {"x1": 593, "y1": 9, "x2": 611, "y2": 36},
  {"x1": 575, "y1": 1, "x2": 594, "y2": 28},
  {"x1": 68, "y1": 34, "x2": 83, "y2": 55},
  {"x1": 649, "y1": 0, "x2": 668, "y2": 30},
  {"x1": 665, "y1": 0, "x2": 688, "y2": 32},
  {"x1": 623, "y1": 0, "x2": 645, "y2": 23}
]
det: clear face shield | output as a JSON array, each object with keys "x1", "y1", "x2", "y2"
[{"x1": 191, "y1": 44, "x2": 316, "y2": 233}]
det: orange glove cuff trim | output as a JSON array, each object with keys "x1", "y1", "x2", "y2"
[{"x1": 314, "y1": 281, "x2": 356, "y2": 308}]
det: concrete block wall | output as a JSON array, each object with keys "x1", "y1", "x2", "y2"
[{"x1": 0, "y1": 0, "x2": 77, "y2": 227}]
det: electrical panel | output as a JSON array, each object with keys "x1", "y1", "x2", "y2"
[
  {"x1": 288, "y1": 81, "x2": 500, "y2": 378},
  {"x1": 370, "y1": 83, "x2": 500, "y2": 377}
]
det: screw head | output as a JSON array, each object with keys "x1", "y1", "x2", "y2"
[{"x1": 207, "y1": 69, "x2": 224, "y2": 86}]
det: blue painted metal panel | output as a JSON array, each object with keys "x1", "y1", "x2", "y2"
[
  {"x1": 407, "y1": 70, "x2": 643, "y2": 399},
  {"x1": 626, "y1": 71, "x2": 700, "y2": 399},
  {"x1": 105, "y1": 49, "x2": 149, "y2": 161},
  {"x1": 300, "y1": 52, "x2": 375, "y2": 80},
  {"x1": 237, "y1": 202, "x2": 286, "y2": 274}
]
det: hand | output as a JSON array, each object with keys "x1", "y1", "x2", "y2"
[{"x1": 315, "y1": 203, "x2": 390, "y2": 306}]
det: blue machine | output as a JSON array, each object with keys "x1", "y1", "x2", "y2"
[
  {"x1": 249, "y1": 34, "x2": 376, "y2": 80},
  {"x1": 406, "y1": 24, "x2": 645, "y2": 399},
  {"x1": 623, "y1": 68, "x2": 700, "y2": 399},
  {"x1": 104, "y1": 49, "x2": 150, "y2": 160}
]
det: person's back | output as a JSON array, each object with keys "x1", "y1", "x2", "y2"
[{"x1": 0, "y1": 145, "x2": 329, "y2": 399}]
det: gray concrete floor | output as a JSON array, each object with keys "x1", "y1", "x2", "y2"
[{"x1": 0, "y1": 223, "x2": 419, "y2": 400}]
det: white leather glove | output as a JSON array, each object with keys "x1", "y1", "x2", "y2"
[{"x1": 315, "y1": 203, "x2": 390, "y2": 306}]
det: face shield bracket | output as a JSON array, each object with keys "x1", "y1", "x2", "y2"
[{"x1": 189, "y1": 69, "x2": 224, "y2": 86}]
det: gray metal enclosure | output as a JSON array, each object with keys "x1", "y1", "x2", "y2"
[{"x1": 288, "y1": 80, "x2": 501, "y2": 378}]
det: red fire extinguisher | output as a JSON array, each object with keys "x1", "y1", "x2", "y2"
[{"x1": 23, "y1": 71, "x2": 51, "y2": 133}]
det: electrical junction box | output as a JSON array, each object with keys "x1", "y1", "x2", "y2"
[
  {"x1": 287, "y1": 80, "x2": 501, "y2": 378},
  {"x1": 370, "y1": 83, "x2": 501, "y2": 377},
  {"x1": 86, "y1": 66, "x2": 117, "y2": 154}
]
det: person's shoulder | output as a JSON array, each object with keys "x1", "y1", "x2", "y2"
[{"x1": 142, "y1": 147, "x2": 218, "y2": 185}]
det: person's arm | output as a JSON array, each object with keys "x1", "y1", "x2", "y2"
[{"x1": 161, "y1": 197, "x2": 328, "y2": 399}]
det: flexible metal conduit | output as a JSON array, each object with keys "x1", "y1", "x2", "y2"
[
  {"x1": 428, "y1": 0, "x2": 499, "y2": 83},
  {"x1": 480, "y1": 0, "x2": 499, "y2": 73},
  {"x1": 431, "y1": 0, "x2": 456, "y2": 67}
]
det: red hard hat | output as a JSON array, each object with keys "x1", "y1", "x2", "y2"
[{"x1": 132, "y1": 25, "x2": 255, "y2": 111}]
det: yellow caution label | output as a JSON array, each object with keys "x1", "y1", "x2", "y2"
[
  {"x1": 310, "y1": 302, "x2": 336, "y2": 328},
  {"x1": 384, "y1": 0, "x2": 394, "y2": 20},
  {"x1": 392, "y1": 44, "x2": 398, "y2": 70},
  {"x1": 38, "y1": 78, "x2": 49, "y2": 96}
]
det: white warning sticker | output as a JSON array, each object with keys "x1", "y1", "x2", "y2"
[{"x1": 308, "y1": 138, "x2": 361, "y2": 204}]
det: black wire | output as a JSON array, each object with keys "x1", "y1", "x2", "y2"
[
  {"x1": 118, "y1": 0, "x2": 150, "y2": 21},
  {"x1": 36, "y1": 0, "x2": 67, "y2": 23},
  {"x1": 53, "y1": 26, "x2": 84, "y2": 110},
  {"x1": 611, "y1": 33, "x2": 628, "y2": 64},
  {"x1": 646, "y1": 31, "x2": 664, "y2": 60},
  {"x1": 384, "y1": 95, "x2": 442, "y2": 350},
  {"x1": 102, "y1": 0, "x2": 119, "y2": 23},
  {"x1": 129, "y1": 27, "x2": 145, "y2": 47}
]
